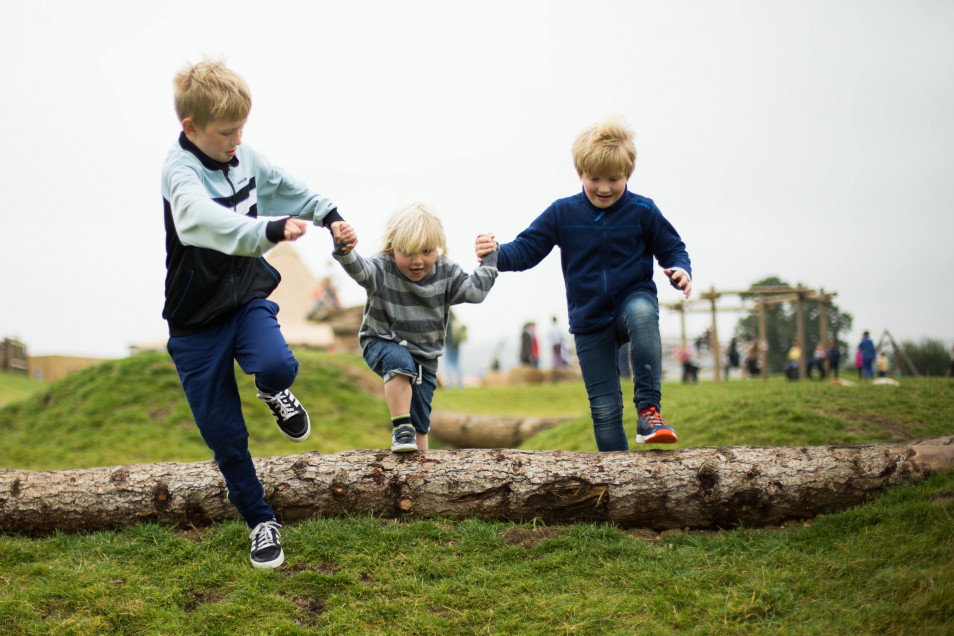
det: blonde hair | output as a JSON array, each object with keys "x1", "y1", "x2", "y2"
[
  {"x1": 382, "y1": 201, "x2": 447, "y2": 257},
  {"x1": 173, "y1": 59, "x2": 252, "y2": 128},
  {"x1": 571, "y1": 116, "x2": 636, "y2": 179}
]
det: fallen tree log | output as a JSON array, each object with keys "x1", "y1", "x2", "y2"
[
  {"x1": 429, "y1": 411, "x2": 571, "y2": 448},
  {"x1": 2, "y1": 437, "x2": 952, "y2": 535}
]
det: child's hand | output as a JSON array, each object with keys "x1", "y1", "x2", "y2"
[
  {"x1": 284, "y1": 218, "x2": 308, "y2": 242},
  {"x1": 475, "y1": 232, "x2": 497, "y2": 262},
  {"x1": 331, "y1": 221, "x2": 357, "y2": 254},
  {"x1": 664, "y1": 268, "x2": 692, "y2": 299}
]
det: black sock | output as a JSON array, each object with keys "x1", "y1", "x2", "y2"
[{"x1": 392, "y1": 415, "x2": 411, "y2": 428}]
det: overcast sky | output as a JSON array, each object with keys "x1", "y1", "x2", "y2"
[{"x1": 3, "y1": 0, "x2": 953, "y2": 373}]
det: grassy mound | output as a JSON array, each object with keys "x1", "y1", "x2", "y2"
[
  {"x1": 3, "y1": 354, "x2": 953, "y2": 469},
  {"x1": 0, "y1": 351, "x2": 387, "y2": 470},
  {"x1": 1, "y1": 359, "x2": 953, "y2": 633}
]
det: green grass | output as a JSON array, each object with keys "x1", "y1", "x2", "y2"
[
  {"x1": 435, "y1": 374, "x2": 954, "y2": 452},
  {"x1": 1, "y1": 354, "x2": 953, "y2": 634},
  {"x1": 0, "y1": 371, "x2": 47, "y2": 408}
]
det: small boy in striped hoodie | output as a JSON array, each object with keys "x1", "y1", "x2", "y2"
[{"x1": 332, "y1": 201, "x2": 498, "y2": 452}]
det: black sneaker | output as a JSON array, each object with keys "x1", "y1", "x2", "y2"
[
  {"x1": 249, "y1": 520, "x2": 284, "y2": 569},
  {"x1": 391, "y1": 423, "x2": 418, "y2": 453},
  {"x1": 257, "y1": 389, "x2": 311, "y2": 442}
]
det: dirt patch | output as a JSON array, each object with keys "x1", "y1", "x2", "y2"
[
  {"x1": 288, "y1": 562, "x2": 339, "y2": 575},
  {"x1": 626, "y1": 528, "x2": 662, "y2": 542},
  {"x1": 184, "y1": 590, "x2": 223, "y2": 612},
  {"x1": 931, "y1": 489, "x2": 954, "y2": 509},
  {"x1": 174, "y1": 526, "x2": 212, "y2": 542},
  {"x1": 503, "y1": 525, "x2": 565, "y2": 548},
  {"x1": 281, "y1": 592, "x2": 325, "y2": 621},
  {"x1": 149, "y1": 404, "x2": 174, "y2": 421},
  {"x1": 818, "y1": 409, "x2": 916, "y2": 441}
]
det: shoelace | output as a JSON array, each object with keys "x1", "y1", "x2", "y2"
[
  {"x1": 249, "y1": 520, "x2": 282, "y2": 551},
  {"x1": 265, "y1": 392, "x2": 299, "y2": 421},
  {"x1": 639, "y1": 407, "x2": 664, "y2": 428}
]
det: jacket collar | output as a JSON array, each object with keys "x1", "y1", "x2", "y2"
[
  {"x1": 579, "y1": 187, "x2": 630, "y2": 215},
  {"x1": 178, "y1": 131, "x2": 240, "y2": 172}
]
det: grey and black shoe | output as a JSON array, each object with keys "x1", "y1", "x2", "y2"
[
  {"x1": 249, "y1": 520, "x2": 284, "y2": 569},
  {"x1": 257, "y1": 389, "x2": 311, "y2": 442},
  {"x1": 391, "y1": 423, "x2": 418, "y2": 453}
]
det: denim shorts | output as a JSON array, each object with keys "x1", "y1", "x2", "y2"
[{"x1": 362, "y1": 338, "x2": 437, "y2": 435}]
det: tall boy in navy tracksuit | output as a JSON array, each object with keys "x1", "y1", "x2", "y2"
[{"x1": 161, "y1": 59, "x2": 356, "y2": 568}]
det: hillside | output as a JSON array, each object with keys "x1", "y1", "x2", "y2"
[
  {"x1": 2, "y1": 351, "x2": 952, "y2": 471},
  {"x1": 0, "y1": 351, "x2": 388, "y2": 470}
]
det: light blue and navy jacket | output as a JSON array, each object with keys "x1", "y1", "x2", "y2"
[
  {"x1": 497, "y1": 190, "x2": 691, "y2": 335},
  {"x1": 161, "y1": 133, "x2": 342, "y2": 336}
]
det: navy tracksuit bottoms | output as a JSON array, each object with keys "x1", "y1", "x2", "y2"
[{"x1": 167, "y1": 298, "x2": 298, "y2": 527}]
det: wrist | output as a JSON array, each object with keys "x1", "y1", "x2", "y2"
[
  {"x1": 265, "y1": 219, "x2": 287, "y2": 243},
  {"x1": 322, "y1": 208, "x2": 344, "y2": 229}
]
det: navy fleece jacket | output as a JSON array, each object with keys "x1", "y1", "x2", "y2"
[{"x1": 497, "y1": 190, "x2": 691, "y2": 335}]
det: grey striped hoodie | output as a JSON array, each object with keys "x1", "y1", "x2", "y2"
[{"x1": 333, "y1": 249, "x2": 498, "y2": 370}]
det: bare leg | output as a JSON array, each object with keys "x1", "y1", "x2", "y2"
[
  {"x1": 416, "y1": 432, "x2": 429, "y2": 450},
  {"x1": 383, "y1": 375, "x2": 412, "y2": 417}
]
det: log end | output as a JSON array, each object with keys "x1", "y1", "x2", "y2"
[{"x1": 908, "y1": 436, "x2": 954, "y2": 475}]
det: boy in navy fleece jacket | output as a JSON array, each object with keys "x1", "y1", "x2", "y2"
[{"x1": 476, "y1": 117, "x2": 691, "y2": 451}]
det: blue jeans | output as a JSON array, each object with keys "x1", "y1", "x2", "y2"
[
  {"x1": 573, "y1": 290, "x2": 662, "y2": 452},
  {"x1": 167, "y1": 299, "x2": 298, "y2": 527},
  {"x1": 363, "y1": 338, "x2": 437, "y2": 435}
]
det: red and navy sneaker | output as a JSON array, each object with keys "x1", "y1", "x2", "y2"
[{"x1": 635, "y1": 406, "x2": 678, "y2": 444}]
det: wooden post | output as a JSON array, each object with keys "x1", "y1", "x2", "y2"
[
  {"x1": 882, "y1": 330, "x2": 922, "y2": 377},
  {"x1": 796, "y1": 288, "x2": 807, "y2": 380},
  {"x1": 818, "y1": 289, "x2": 829, "y2": 378},
  {"x1": 708, "y1": 287, "x2": 721, "y2": 383},
  {"x1": 758, "y1": 298, "x2": 768, "y2": 381}
]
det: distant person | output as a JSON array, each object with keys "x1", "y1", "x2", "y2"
[
  {"x1": 309, "y1": 276, "x2": 341, "y2": 314},
  {"x1": 477, "y1": 116, "x2": 692, "y2": 450},
  {"x1": 876, "y1": 351, "x2": 889, "y2": 378},
  {"x1": 443, "y1": 309, "x2": 466, "y2": 389},
  {"x1": 161, "y1": 59, "x2": 354, "y2": 569},
  {"x1": 490, "y1": 340, "x2": 504, "y2": 372},
  {"x1": 855, "y1": 346, "x2": 863, "y2": 379},
  {"x1": 785, "y1": 338, "x2": 802, "y2": 380},
  {"x1": 676, "y1": 344, "x2": 699, "y2": 384},
  {"x1": 332, "y1": 201, "x2": 497, "y2": 453},
  {"x1": 519, "y1": 322, "x2": 539, "y2": 367},
  {"x1": 744, "y1": 336, "x2": 763, "y2": 377},
  {"x1": 858, "y1": 331, "x2": 876, "y2": 379},
  {"x1": 812, "y1": 342, "x2": 828, "y2": 380},
  {"x1": 948, "y1": 344, "x2": 954, "y2": 378},
  {"x1": 724, "y1": 337, "x2": 740, "y2": 380},
  {"x1": 827, "y1": 339, "x2": 841, "y2": 379},
  {"x1": 550, "y1": 316, "x2": 567, "y2": 369}
]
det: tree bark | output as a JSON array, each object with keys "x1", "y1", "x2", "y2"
[
  {"x1": 429, "y1": 411, "x2": 570, "y2": 448},
  {"x1": 2, "y1": 437, "x2": 952, "y2": 535}
]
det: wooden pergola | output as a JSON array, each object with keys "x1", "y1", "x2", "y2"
[{"x1": 664, "y1": 285, "x2": 837, "y2": 382}]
